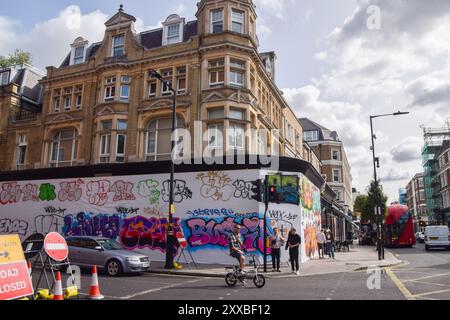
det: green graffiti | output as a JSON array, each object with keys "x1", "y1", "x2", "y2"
[
  {"x1": 137, "y1": 179, "x2": 160, "y2": 204},
  {"x1": 39, "y1": 183, "x2": 56, "y2": 201}
]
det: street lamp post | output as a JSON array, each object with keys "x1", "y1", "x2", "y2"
[
  {"x1": 150, "y1": 69, "x2": 177, "y2": 269},
  {"x1": 370, "y1": 111, "x2": 409, "y2": 260}
]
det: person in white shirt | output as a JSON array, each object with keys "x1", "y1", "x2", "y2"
[{"x1": 317, "y1": 229, "x2": 326, "y2": 259}]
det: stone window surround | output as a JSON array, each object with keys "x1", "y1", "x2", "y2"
[{"x1": 95, "y1": 116, "x2": 128, "y2": 164}]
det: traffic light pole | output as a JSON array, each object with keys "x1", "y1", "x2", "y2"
[{"x1": 263, "y1": 176, "x2": 269, "y2": 273}]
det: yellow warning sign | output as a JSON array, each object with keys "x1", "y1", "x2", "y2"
[{"x1": 0, "y1": 235, "x2": 25, "y2": 264}]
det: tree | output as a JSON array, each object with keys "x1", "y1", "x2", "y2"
[
  {"x1": 354, "y1": 194, "x2": 369, "y2": 218},
  {"x1": 362, "y1": 180, "x2": 388, "y2": 223},
  {"x1": 0, "y1": 49, "x2": 32, "y2": 68}
]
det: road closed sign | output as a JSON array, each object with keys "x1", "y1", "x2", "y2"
[{"x1": 0, "y1": 234, "x2": 34, "y2": 300}]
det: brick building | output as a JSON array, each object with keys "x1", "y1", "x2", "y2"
[
  {"x1": 434, "y1": 140, "x2": 450, "y2": 225},
  {"x1": 405, "y1": 172, "x2": 428, "y2": 224},
  {"x1": 0, "y1": 1, "x2": 311, "y2": 171},
  {"x1": 299, "y1": 118, "x2": 353, "y2": 213}
]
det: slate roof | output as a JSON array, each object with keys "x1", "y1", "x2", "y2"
[
  {"x1": 60, "y1": 20, "x2": 198, "y2": 68},
  {"x1": 298, "y1": 117, "x2": 340, "y2": 142}
]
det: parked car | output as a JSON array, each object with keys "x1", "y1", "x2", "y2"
[
  {"x1": 415, "y1": 231, "x2": 425, "y2": 243},
  {"x1": 66, "y1": 236, "x2": 150, "y2": 276},
  {"x1": 424, "y1": 226, "x2": 450, "y2": 251}
]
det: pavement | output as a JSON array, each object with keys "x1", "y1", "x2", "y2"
[{"x1": 149, "y1": 244, "x2": 403, "y2": 278}]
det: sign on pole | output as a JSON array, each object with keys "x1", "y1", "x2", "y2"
[
  {"x1": 44, "y1": 232, "x2": 68, "y2": 262},
  {"x1": 0, "y1": 234, "x2": 34, "y2": 300}
]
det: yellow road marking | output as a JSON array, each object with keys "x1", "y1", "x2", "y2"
[
  {"x1": 404, "y1": 272, "x2": 450, "y2": 283},
  {"x1": 386, "y1": 267, "x2": 415, "y2": 300}
]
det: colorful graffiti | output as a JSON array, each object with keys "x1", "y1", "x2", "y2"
[
  {"x1": 63, "y1": 212, "x2": 121, "y2": 239},
  {"x1": 196, "y1": 172, "x2": 234, "y2": 201},
  {"x1": 300, "y1": 177, "x2": 313, "y2": 210},
  {"x1": 186, "y1": 208, "x2": 234, "y2": 217},
  {"x1": 304, "y1": 223, "x2": 318, "y2": 258},
  {"x1": 119, "y1": 216, "x2": 181, "y2": 254},
  {"x1": 86, "y1": 180, "x2": 110, "y2": 206},
  {"x1": 183, "y1": 214, "x2": 270, "y2": 254},
  {"x1": 267, "y1": 174, "x2": 299, "y2": 205},
  {"x1": 0, "y1": 218, "x2": 28, "y2": 235}
]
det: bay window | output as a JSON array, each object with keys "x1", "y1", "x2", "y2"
[
  {"x1": 228, "y1": 123, "x2": 245, "y2": 152},
  {"x1": 211, "y1": 9, "x2": 224, "y2": 33},
  {"x1": 232, "y1": 9, "x2": 244, "y2": 33},
  {"x1": 145, "y1": 117, "x2": 184, "y2": 161},
  {"x1": 209, "y1": 59, "x2": 225, "y2": 87},
  {"x1": 49, "y1": 129, "x2": 78, "y2": 168}
]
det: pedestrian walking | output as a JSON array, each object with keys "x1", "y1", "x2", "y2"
[
  {"x1": 326, "y1": 229, "x2": 335, "y2": 259},
  {"x1": 285, "y1": 228, "x2": 301, "y2": 275},
  {"x1": 317, "y1": 228, "x2": 326, "y2": 259},
  {"x1": 269, "y1": 227, "x2": 285, "y2": 272}
]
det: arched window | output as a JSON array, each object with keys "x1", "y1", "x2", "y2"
[
  {"x1": 49, "y1": 129, "x2": 78, "y2": 167},
  {"x1": 145, "y1": 117, "x2": 184, "y2": 161}
]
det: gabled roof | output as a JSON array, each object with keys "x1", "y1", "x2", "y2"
[{"x1": 105, "y1": 10, "x2": 136, "y2": 27}]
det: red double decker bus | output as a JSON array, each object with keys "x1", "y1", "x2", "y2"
[{"x1": 384, "y1": 204, "x2": 416, "y2": 248}]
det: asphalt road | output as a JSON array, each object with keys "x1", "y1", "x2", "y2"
[
  {"x1": 389, "y1": 242, "x2": 450, "y2": 300},
  {"x1": 31, "y1": 264, "x2": 404, "y2": 300},
  {"x1": 29, "y1": 242, "x2": 450, "y2": 300}
]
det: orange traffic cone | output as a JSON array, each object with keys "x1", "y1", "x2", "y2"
[
  {"x1": 53, "y1": 272, "x2": 64, "y2": 300},
  {"x1": 89, "y1": 266, "x2": 104, "y2": 300}
]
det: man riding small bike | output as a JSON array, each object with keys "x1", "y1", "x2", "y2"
[{"x1": 228, "y1": 224, "x2": 245, "y2": 273}]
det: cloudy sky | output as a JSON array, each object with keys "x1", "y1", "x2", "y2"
[{"x1": 1, "y1": 0, "x2": 449, "y2": 202}]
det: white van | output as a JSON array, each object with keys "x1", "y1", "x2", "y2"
[{"x1": 424, "y1": 226, "x2": 450, "y2": 251}]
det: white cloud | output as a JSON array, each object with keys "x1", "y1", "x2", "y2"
[
  {"x1": 254, "y1": 0, "x2": 288, "y2": 19},
  {"x1": 390, "y1": 136, "x2": 423, "y2": 163},
  {"x1": 0, "y1": 6, "x2": 108, "y2": 70}
]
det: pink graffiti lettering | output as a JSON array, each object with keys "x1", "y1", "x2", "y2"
[
  {"x1": 86, "y1": 180, "x2": 110, "y2": 206},
  {"x1": 185, "y1": 216, "x2": 268, "y2": 254},
  {"x1": 21, "y1": 184, "x2": 39, "y2": 202},
  {"x1": 110, "y1": 180, "x2": 135, "y2": 202},
  {"x1": 0, "y1": 182, "x2": 22, "y2": 205},
  {"x1": 58, "y1": 180, "x2": 83, "y2": 202}
]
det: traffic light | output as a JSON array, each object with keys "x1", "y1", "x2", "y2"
[
  {"x1": 250, "y1": 179, "x2": 263, "y2": 202},
  {"x1": 268, "y1": 185, "x2": 278, "y2": 203}
]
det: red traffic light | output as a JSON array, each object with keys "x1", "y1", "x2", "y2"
[{"x1": 269, "y1": 186, "x2": 276, "y2": 193}]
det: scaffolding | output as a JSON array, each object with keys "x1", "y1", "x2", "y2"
[{"x1": 421, "y1": 119, "x2": 450, "y2": 223}]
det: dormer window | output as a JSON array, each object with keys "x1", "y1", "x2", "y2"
[
  {"x1": 112, "y1": 35, "x2": 125, "y2": 57},
  {"x1": 0, "y1": 71, "x2": 10, "y2": 85},
  {"x1": 70, "y1": 37, "x2": 89, "y2": 66},
  {"x1": 231, "y1": 9, "x2": 244, "y2": 34},
  {"x1": 167, "y1": 24, "x2": 181, "y2": 44},
  {"x1": 73, "y1": 46, "x2": 85, "y2": 64},
  {"x1": 162, "y1": 14, "x2": 184, "y2": 46},
  {"x1": 211, "y1": 10, "x2": 223, "y2": 33}
]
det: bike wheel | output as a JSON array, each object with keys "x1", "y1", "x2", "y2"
[
  {"x1": 253, "y1": 274, "x2": 265, "y2": 288},
  {"x1": 225, "y1": 272, "x2": 237, "y2": 286}
]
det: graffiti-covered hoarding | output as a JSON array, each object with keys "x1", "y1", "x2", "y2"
[{"x1": 0, "y1": 169, "x2": 321, "y2": 265}]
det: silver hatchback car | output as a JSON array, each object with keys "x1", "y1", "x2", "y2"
[{"x1": 66, "y1": 236, "x2": 151, "y2": 276}]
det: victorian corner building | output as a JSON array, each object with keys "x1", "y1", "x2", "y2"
[{"x1": 0, "y1": 1, "x2": 355, "y2": 239}]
